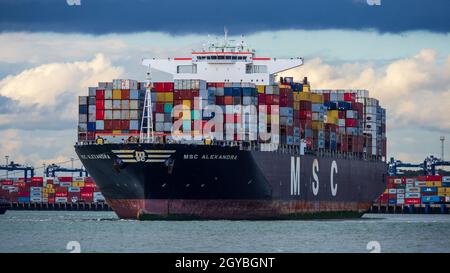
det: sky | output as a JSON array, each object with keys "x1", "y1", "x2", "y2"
[{"x1": 0, "y1": 0, "x2": 449, "y2": 174}]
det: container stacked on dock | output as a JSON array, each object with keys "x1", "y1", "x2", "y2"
[
  {"x1": 377, "y1": 175, "x2": 450, "y2": 205},
  {"x1": 0, "y1": 177, "x2": 105, "y2": 205}
]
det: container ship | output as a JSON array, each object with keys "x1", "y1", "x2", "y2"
[{"x1": 75, "y1": 35, "x2": 388, "y2": 220}]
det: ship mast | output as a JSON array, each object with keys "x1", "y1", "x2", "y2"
[{"x1": 140, "y1": 64, "x2": 154, "y2": 143}]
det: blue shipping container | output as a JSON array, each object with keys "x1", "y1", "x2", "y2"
[
  {"x1": 18, "y1": 197, "x2": 30, "y2": 203},
  {"x1": 224, "y1": 87, "x2": 233, "y2": 96},
  {"x1": 421, "y1": 196, "x2": 441, "y2": 203},
  {"x1": 130, "y1": 120, "x2": 139, "y2": 130},
  {"x1": 421, "y1": 187, "x2": 437, "y2": 193},
  {"x1": 79, "y1": 105, "x2": 88, "y2": 114},
  {"x1": 87, "y1": 122, "x2": 96, "y2": 132}
]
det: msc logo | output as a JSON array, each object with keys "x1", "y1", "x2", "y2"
[
  {"x1": 66, "y1": 0, "x2": 81, "y2": 6},
  {"x1": 134, "y1": 151, "x2": 146, "y2": 162},
  {"x1": 290, "y1": 157, "x2": 339, "y2": 197},
  {"x1": 112, "y1": 149, "x2": 176, "y2": 163}
]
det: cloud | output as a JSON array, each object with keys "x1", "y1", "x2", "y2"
[
  {"x1": 0, "y1": 54, "x2": 123, "y2": 130},
  {"x1": 1, "y1": 0, "x2": 450, "y2": 34},
  {"x1": 281, "y1": 49, "x2": 450, "y2": 133}
]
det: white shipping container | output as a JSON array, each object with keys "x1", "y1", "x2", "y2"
[
  {"x1": 55, "y1": 197, "x2": 68, "y2": 203},
  {"x1": 121, "y1": 110, "x2": 130, "y2": 120},
  {"x1": 30, "y1": 197, "x2": 42, "y2": 203},
  {"x1": 396, "y1": 199, "x2": 405, "y2": 205},
  {"x1": 104, "y1": 89, "x2": 113, "y2": 99},
  {"x1": 405, "y1": 193, "x2": 421, "y2": 198},
  {"x1": 394, "y1": 178, "x2": 402, "y2": 184},
  {"x1": 388, "y1": 189, "x2": 397, "y2": 194},
  {"x1": 30, "y1": 187, "x2": 42, "y2": 192},
  {"x1": 68, "y1": 187, "x2": 80, "y2": 193},
  {"x1": 415, "y1": 181, "x2": 427, "y2": 187},
  {"x1": 397, "y1": 194, "x2": 405, "y2": 199},
  {"x1": 406, "y1": 178, "x2": 415, "y2": 183},
  {"x1": 397, "y1": 189, "x2": 405, "y2": 194},
  {"x1": 104, "y1": 110, "x2": 113, "y2": 120},
  {"x1": 60, "y1": 182, "x2": 72, "y2": 187},
  {"x1": 406, "y1": 187, "x2": 420, "y2": 193},
  {"x1": 104, "y1": 100, "x2": 113, "y2": 110},
  {"x1": 113, "y1": 110, "x2": 121, "y2": 120},
  {"x1": 73, "y1": 177, "x2": 84, "y2": 182},
  {"x1": 129, "y1": 100, "x2": 139, "y2": 110},
  {"x1": 442, "y1": 176, "x2": 450, "y2": 183},
  {"x1": 130, "y1": 110, "x2": 139, "y2": 119}
]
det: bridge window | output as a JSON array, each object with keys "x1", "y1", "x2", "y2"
[
  {"x1": 245, "y1": 64, "x2": 268, "y2": 74},
  {"x1": 177, "y1": 64, "x2": 197, "y2": 74}
]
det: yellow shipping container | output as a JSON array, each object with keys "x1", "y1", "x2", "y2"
[
  {"x1": 182, "y1": 110, "x2": 191, "y2": 120},
  {"x1": 43, "y1": 193, "x2": 49, "y2": 198},
  {"x1": 425, "y1": 181, "x2": 440, "y2": 187},
  {"x1": 77, "y1": 182, "x2": 85, "y2": 188},
  {"x1": 165, "y1": 92, "x2": 173, "y2": 102},
  {"x1": 156, "y1": 93, "x2": 165, "y2": 102},
  {"x1": 312, "y1": 121, "x2": 324, "y2": 130},
  {"x1": 293, "y1": 102, "x2": 300, "y2": 110},
  {"x1": 303, "y1": 85, "x2": 310, "y2": 92},
  {"x1": 311, "y1": 94, "x2": 324, "y2": 104},
  {"x1": 113, "y1": 89, "x2": 121, "y2": 100},
  {"x1": 182, "y1": 100, "x2": 191, "y2": 108},
  {"x1": 295, "y1": 92, "x2": 311, "y2": 101},
  {"x1": 47, "y1": 184, "x2": 53, "y2": 189},
  {"x1": 326, "y1": 116, "x2": 338, "y2": 125},
  {"x1": 257, "y1": 86, "x2": 265, "y2": 94},
  {"x1": 112, "y1": 130, "x2": 122, "y2": 134},
  {"x1": 327, "y1": 110, "x2": 339, "y2": 120}
]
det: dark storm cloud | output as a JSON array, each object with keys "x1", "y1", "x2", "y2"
[{"x1": 0, "y1": 0, "x2": 449, "y2": 34}]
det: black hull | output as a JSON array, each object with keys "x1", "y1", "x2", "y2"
[{"x1": 75, "y1": 143, "x2": 387, "y2": 220}]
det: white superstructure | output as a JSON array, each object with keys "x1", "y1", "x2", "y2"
[{"x1": 142, "y1": 31, "x2": 303, "y2": 85}]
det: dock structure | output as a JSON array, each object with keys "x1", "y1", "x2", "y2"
[
  {"x1": 8, "y1": 202, "x2": 112, "y2": 211},
  {"x1": 369, "y1": 203, "x2": 449, "y2": 214}
]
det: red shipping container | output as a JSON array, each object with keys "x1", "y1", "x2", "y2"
[
  {"x1": 120, "y1": 120, "x2": 130, "y2": 130},
  {"x1": 265, "y1": 95, "x2": 279, "y2": 105},
  {"x1": 31, "y1": 177, "x2": 43, "y2": 183},
  {"x1": 156, "y1": 103, "x2": 165, "y2": 113},
  {"x1": 216, "y1": 82, "x2": 225, "y2": 88},
  {"x1": 299, "y1": 110, "x2": 312, "y2": 120},
  {"x1": 48, "y1": 197, "x2": 55, "y2": 204},
  {"x1": 345, "y1": 118, "x2": 357, "y2": 127},
  {"x1": 164, "y1": 82, "x2": 174, "y2": 91},
  {"x1": 56, "y1": 192, "x2": 68, "y2": 198},
  {"x1": 405, "y1": 198, "x2": 421, "y2": 205},
  {"x1": 58, "y1": 177, "x2": 73, "y2": 182},
  {"x1": 95, "y1": 100, "x2": 104, "y2": 110},
  {"x1": 121, "y1": 89, "x2": 130, "y2": 100},
  {"x1": 338, "y1": 111, "x2": 346, "y2": 119},
  {"x1": 299, "y1": 100, "x2": 312, "y2": 110},
  {"x1": 96, "y1": 89, "x2": 105, "y2": 100},
  {"x1": 258, "y1": 94, "x2": 266, "y2": 103},
  {"x1": 96, "y1": 109, "x2": 104, "y2": 120},
  {"x1": 104, "y1": 120, "x2": 113, "y2": 130},
  {"x1": 84, "y1": 182, "x2": 96, "y2": 188},
  {"x1": 344, "y1": 93, "x2": 356, "y2": 102},
  {"x1": 426, "y1": 175, "x2": 441, "y2": 181},
  {"x1": 215, "y1": 96, "x2": 225, "y2": 105},
  {"x1": 1, "y1": 180, "x2": 13, "y2": 185},
  {"x1": 84, "y1": 177, "x2": 94, "y2": 183},
  {"x1": 224, "y1": 96, "x2": 233, "y2": 105},
  {"x1": 154, "y1": 82, "x2": 165, "y2": 92},
  {"x1": 112, "y1": 120, "x2": 121, "y2": 130},
  {"x1": 323, "y1": 93, "x2": 330, "y2": 102}
]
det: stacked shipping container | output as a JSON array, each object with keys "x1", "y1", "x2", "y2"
[
  {"x1": 377, "y1": 176, "x2": 450, "y2": 205},
  {"x1": 0, "y1": 177, "x2": 104, "y2": 204},
  {"x1": 77, "y1": 78, "x2": 386, "y2": 159}
]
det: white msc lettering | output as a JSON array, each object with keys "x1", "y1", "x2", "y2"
[
  {"x1": 290, "y1": 157, "x2": 300, "y2": 196},
  {"x1": 312, "y1": 159, "x2": 319, "y2": 196},
  {"x1": 330, "y1": 160, "x2": 338, "y2": 196}
]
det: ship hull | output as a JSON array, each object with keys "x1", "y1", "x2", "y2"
[{"x1": 75, "y1": 143, "x2": 387, "y2": 220}]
